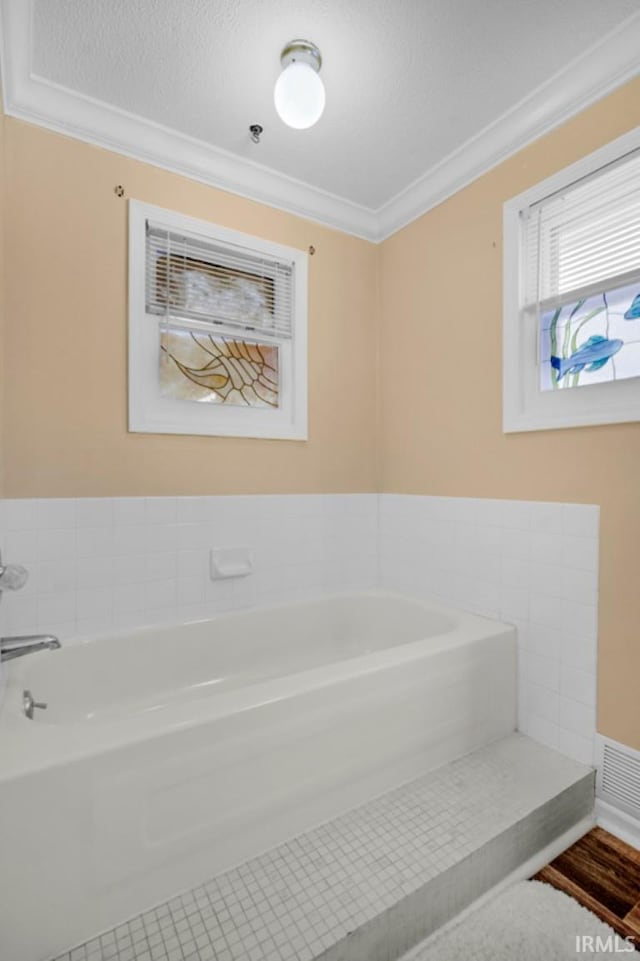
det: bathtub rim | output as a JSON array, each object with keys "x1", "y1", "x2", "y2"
[{"x1": 0, "y1": 591, "x2": 516, "y2": 782}]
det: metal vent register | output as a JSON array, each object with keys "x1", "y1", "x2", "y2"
[{"x1": 596, "y1": 735, "x2": 640, "y2": 820}]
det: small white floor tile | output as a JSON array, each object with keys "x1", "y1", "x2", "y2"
[{"x1": 51, "y1": 735, "x2": 591, "y2": 961}]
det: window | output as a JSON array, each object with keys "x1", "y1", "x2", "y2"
[
  {"x1": 503, "y1": 129, "x2": 640, "y2": 432},
  {"x1": 128, "y1": 201, "x2": 308, "y2": 439}
]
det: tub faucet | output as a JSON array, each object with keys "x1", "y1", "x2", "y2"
[{"x1": 0, "y1": 635, "x2": 61, "y2": 662}]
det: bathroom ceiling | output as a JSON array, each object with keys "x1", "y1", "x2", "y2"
[{"x1": 2, "y1": 0, "x2": 640, "y2": 239}]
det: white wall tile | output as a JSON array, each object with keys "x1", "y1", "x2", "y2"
[
  {"x1": 5, "y1": 493, "x2": 377, "y2": 633},
  {"x1": 113, "y1": 555, "x2": 148, "y2": 586},
  {"x1": 526, "y1": 623, "x2": 562, "y2": 660},
  {"x1": 561, "y1": 567, "x2": 598, "y2": 605},
  {"x1": 500, "y1": 528, "x2": 531, "y2": 560},
  {"x1": 177, "y1": 523, "x2": 211, "y2": 551},
  {"x1": 76, "y1": 588, "x2": 112, "y2": 620},
  {"x1": 4, "y1": 499, "x2": 38, "y2": 531},
  {"x1": 75, "y1": 557, "x2": 114, "y2": 590},
  {"x1": 562, "y1": 634, "x2": 597, "y2": 675},
  {"x1": 377, "y1": 493, "x2": 599, "y2": 766},
  {"x1": 501, "y1": 557, "x2": 529, "y2": 589},
  {"x1": 113, "y1": 609, "x2": 149, "y2": 631},
  {"x1": 5, "y1": 529, "x2": 39, "y2": 562},
  {"x1": 525, "y1": 714, "x2": 560, "y2": 751},
  {"x1": 37, "y1": 528, "x2": 76, "y2": 562},
  {"x1": 177, "y1": 550, "x2": 207, "y2": 580},
  {"x1": 177, "y1": 497, "x2": 209, "y2": 524},
  {"x1": 500, "y1": 586, "x2": 529, "y2": 621},
  {"x1": 145, "y1": 524, "x2": 178, "y2": 554},
  {"x1": 145, "y1": 579, "x2": 177, "y2": 610},
  {"x1": 0, "y1": 493, "x2": 597, "y2": 768},
  {"x1": 529, "y1": 592, "x2": 564, "y2": 628},
  {"x1": 563, "y1": 503, "x2": 599, "y2": 539},
  {"x1": 36, "y1": 498, "x2": 76, "y2": 530},
  {"x1": 527, "y1": 684, "x2": 559, "y2": 725},
  {"x1": 76, "y1": 498, "x2": 114, "y2": 528},
  {"x1": 37, "y1": 591, "x2": 77, "y2": 625},
  {"x1": 4, "y1": 594, "x2": 39, "y2": 634},
  {"x1": 561, "y1": 535, "x2": 599, "y2": 572},
  {"x1": 114, "y1": 498, "x2": 146, "y2": 526},
  {"x1": 468, "y1": 498, "x2": 504, "y2": 528},
  {"x1": 76, "y1": 526, "x2": 114, "y2": 559},
  {"x1": 113, "y1": 583, "x2": 145, "y2": 613},
  {"x1": 177, "y1": 577, "x2": 206, "y2": 606},
  {"x1": 529, "y1": 532, "x2": 556, "y2": 564},
  {"x1": 146, "y1": 552, "x2": 177, "y2": 582},
  {"x1": 523, "y1": 652, "x2": 560, "y2": 692},
  {"x1": 113, "y1": 525, "x2": 147, "y2": 556},
  {"x1": 501, "y1": 500, "x2": 533, "y2": 530},
  {"x1": 560, "y1": 665, "x2": 596, "y2": 707},
  {"x1": 558, "y1": 729, "x2": 594, "y2": 766},
  {"x1": 559, "y1": 696, "x2": 596, "y2": 739},
  {"x1": 529, "y1": 502, "x2": 564, "y2": 535},
  {"x1": 76, "y1": 615, "x2": 114, "y2": 637},
  {"x1": 561, "y1": 600, "x2": 598, "y2": 643},
  {"x1": 145, "y1": 497, "x2": 178, "y2": 525},
  {"x1": 529, "y1": 563, "x2": 563, "y2": 598}
]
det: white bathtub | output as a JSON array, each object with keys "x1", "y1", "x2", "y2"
[{"x1": 0, "y1": 592, "x2": 516, "y2": 961}]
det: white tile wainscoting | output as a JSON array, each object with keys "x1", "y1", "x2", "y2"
[
  {"x1": 379, "y1": 495, "x2": 599, "y2": 766},
  {"x1": 0, "y1": 493, "x2": 598, "y2": 764},
  {"x1": 0, "y1": 495, "x2": 378, "y2": 641}
]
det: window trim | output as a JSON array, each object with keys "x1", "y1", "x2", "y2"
[
  {"x1": 503, "y1": 125, "x2": 640, "y2": 434},
  {"x1": 128, "y1": 200, "x2": 308, "y2": 440}
]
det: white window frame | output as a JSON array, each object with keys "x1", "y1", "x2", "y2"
[
  {"x1": 128, "y1": 200, "x2": 308, "y2": 440},
  {"x1": 503, "y1": 125, "x2": 640, "y2": 433}
]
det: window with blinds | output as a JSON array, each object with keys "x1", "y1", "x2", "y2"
[
  {"x1": 502, "y1": 130, "x2": 640, "y2": 432},
  {"x1": 129, "y1": 200, "x2": 308, "y2": 440},
  {"x1": 145, "y1": 222, "x2": 294, "y2": 339},
  {"x1": 521, "y1": 148, "x2": 640, "y2": 395},
  {"x1": 523, "y1": 149, "x2": 640, "y2": 312}
]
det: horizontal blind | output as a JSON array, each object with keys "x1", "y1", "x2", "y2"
[
  {"x1": 146, "y1": 221, "x2": 294, "y2": 339},
  {"x1": 523, "y1": 148, "x2": 640, "y2": 310}
]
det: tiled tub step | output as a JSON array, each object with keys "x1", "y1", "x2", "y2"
[{"x1": 52, "y1": 734, "x2": 594, "y2": 961}]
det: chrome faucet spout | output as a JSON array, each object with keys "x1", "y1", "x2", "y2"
[{"x1": 0, "y1": 634, "x2": 61, "y2": 662}]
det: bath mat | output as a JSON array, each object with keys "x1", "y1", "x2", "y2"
[{"x1": 406, "y1": 879, "x2": 636, "y2": 960}]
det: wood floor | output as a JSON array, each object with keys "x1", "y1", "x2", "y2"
[{"x1": 534, "y1": 827, "x2": 640, "y2": 948}]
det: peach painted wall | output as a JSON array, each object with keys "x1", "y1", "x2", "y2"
[
  {"x1": 1, "y1": 117, "x2": 378, "y2": 497},
  {"x1": 2, "y1": 78, "x2": 640, "y2": 749},
  {"x1": 379, "y1": 76, "x2": 640, "y2": 751}
]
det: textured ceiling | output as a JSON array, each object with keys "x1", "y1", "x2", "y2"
[{"x1": 31, "y1": 0, "x2": 640, "y2": 209}]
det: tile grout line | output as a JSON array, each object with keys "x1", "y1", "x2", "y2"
[{"x1": 51, "y1": 734, "x2": 592, "y2": 961}]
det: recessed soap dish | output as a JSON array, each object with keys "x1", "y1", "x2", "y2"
[{"x1": 210, "y1": 548, "x2": 253, "y2": 580}]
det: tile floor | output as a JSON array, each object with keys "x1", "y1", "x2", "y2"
[{"x1": 51, "y1": 735, "x2": 592, "y2": 961}]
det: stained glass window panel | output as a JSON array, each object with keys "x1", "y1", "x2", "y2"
[
  {"x1": 539, "y1": 281, "x2": 640, "y2": 391},
  {"x1": 159, "y1": 328, "x2": 279, "y2": 408}
]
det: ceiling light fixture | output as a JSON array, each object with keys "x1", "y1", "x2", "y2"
[{"x1": 274, "y1": 40, "x2": 325, "y2": 130}]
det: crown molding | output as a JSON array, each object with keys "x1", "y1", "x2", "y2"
[
  {"x1": 0, "y1": 1, "x2": 378, "y2": 241},
  {"x1": 376, "y1": 12, "x2": 640, "y2": 241},
  {"x1": 1, "y1": 0, "x2": 639, "y2": 245}
]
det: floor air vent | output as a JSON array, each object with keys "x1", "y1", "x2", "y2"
[{"x1": 596, "y1": 735, "x2": 640, "y2": 821}]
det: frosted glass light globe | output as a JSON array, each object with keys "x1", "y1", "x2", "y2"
[{"x1": 274, "y1": 61, "x2": 325, "y2": 130}]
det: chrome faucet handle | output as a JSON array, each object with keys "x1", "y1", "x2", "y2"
[
  {"x1": 0, "y1": 550, "x2": 28, "y2": 591},
  {"x1": 23, "y1": 689, "x2": 47, "y2": 720}
]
